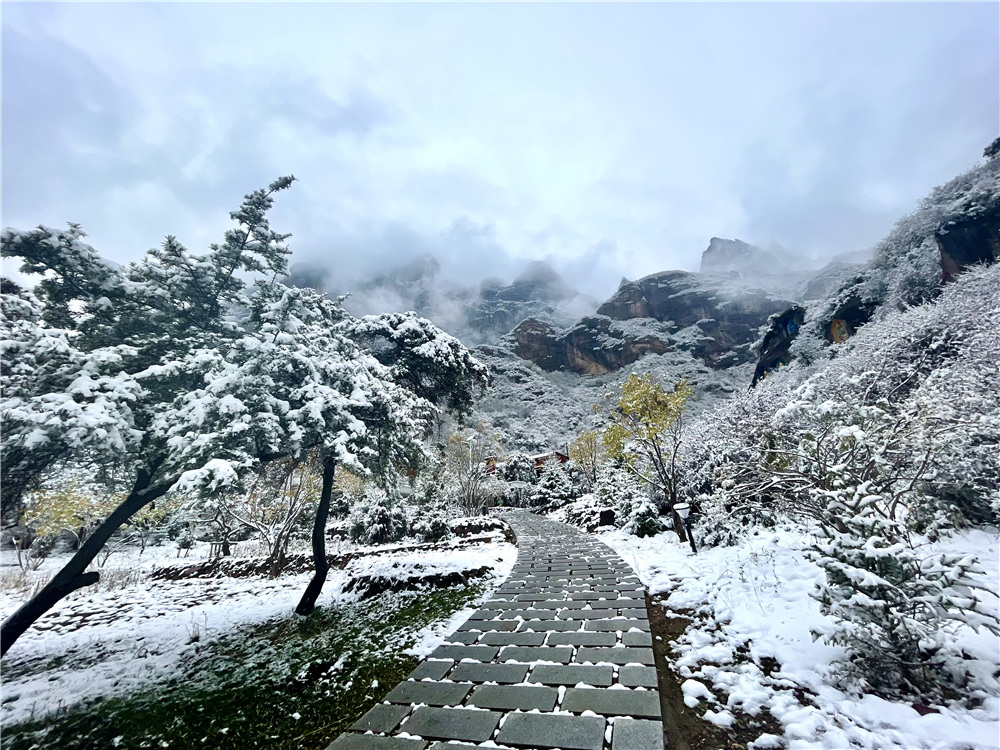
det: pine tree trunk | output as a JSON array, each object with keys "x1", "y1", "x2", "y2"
[
  {"x1": 295, "y1": 456, "x2": 335, "y2": 616},
  {"x1": 1, "y1": 473, "x2": 171, "y2": 657}
]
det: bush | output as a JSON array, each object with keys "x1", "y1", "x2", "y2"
[
  {"x1": 531, "y1": 460, "x2": 573, "y2": 506},
  {"x1": 410, "y1": 502, "x2": 453, "y2": 543},
  {"x1": 619, "y1": 498, "x2": 665, "y2": 538},
  {"x1": 812, "y1": 498, "x2": 999, "y2": 700},
  {"x1": 348, "y1": 490, "x2": 407, "y2": 545}
]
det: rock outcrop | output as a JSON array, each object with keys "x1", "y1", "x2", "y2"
[{"x1": 510, "y1": 270, "x2": 794, "y2": 375}]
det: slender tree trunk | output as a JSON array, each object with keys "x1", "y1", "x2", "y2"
[
  {"x1": 295, "y1": 455, "x2": 335, "y2": 616},
  {"x1": 1, "y1": 472, "x2": 171, "y2": 657}
]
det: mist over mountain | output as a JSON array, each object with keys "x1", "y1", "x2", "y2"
[{"x1": 287, "y1": 253, "x2": 600, "y2": 345}]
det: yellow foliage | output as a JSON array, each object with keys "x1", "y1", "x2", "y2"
[
  {"x1": 602, "y1": 374, "x2": 693, "y2": 465},
  {"x1": 23, "y1": 483, "x2": 119, "y2": 537},
  {"x1": 569, "y1": 429, "x2": 603, "y2": 483}
]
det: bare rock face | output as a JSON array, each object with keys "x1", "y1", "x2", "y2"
[
  {"x1": 510, "y1": 270, "x2": 793, "y2": 375},
  {"x1": 699, "y1": 238, "x2": 778, "y2": 275}
]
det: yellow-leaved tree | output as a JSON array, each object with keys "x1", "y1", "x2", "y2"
[
  {"x1": 602, "y1": 373, "x2": 693, "y2": 540},
  {"x1": 569, "y1": 429, "x2": 603, "y2": 491}
]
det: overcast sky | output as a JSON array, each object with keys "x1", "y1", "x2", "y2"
[{"x1": 3, "y1": 2, "x2": 997, "y2": 299}]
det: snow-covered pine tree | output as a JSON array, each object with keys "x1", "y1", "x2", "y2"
[
  {"x1": 532, "y1": 458, "x2": 574, "y2": 507},
  {"x1": 1, "y1": 177, "x2": 489, "y2": 651},
  {"x1": 348, "y1": 488, "x2": 408, "y2": 545},
  {"x1": 813, "y1": 499, "x2": 1000, "y2": 699}
]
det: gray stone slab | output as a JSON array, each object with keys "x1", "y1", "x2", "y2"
[
  {"x1": 562, "y1": 687, "x2": 662, "y2": 718},
  {"x1": 514, "y1": 592, "x2": 557, "y2": 601},
  {"x1": 517, "y1": 620, "x2": 581, "y2": 632},
  {"x1": 457, "y1": 619, "x2": 518, "y2": 632},
  {"x1": 468, "y1": 609, "x2": 502, "y2": 620},
  {"x1": 556, "y1": 609, "x2": 617, "y2": 620},
  {"x1": 608, "y1": 598, "x2": 645, "y2": 608},
  {"x1": 575, "y1": 647, "x2": 655, "y2": 666},
  {"x1": 350, "y1": 703, "x2": 412, "y2": 733},
  {"x1": 407, "y1": 660, "x2": 454, "y2": 681},
  {"x1": 427, "y1": 744, "x2": 480, "y2": 750},
  {"x1": 479, "y1": 632, "x2": 546, "y2": 646},
  {"x1": 428, "y1": 645, "x2": 499, "y2": 662},
  {"x1": 622, "y1": 608, "x2": 649, "y2": 619},
  {"x1": 400, "y1": 706, "x2": 501, "y2": 743},
  {"x1": 612, "y1": 719, "x2": 665, "y2": 750},
  {"x1": 584, "y1": 619, "x2": 650, "y2": 632},
  {"x1": 449, "y1": 662, "x2": 530, "y2": 684},
  {"x1": 545, "y1": 632, "x2": 617, "y2": 647},
  {"x1": 443, "y1": 632, "x2": 480, "y2": 645},
  {"x1": 499, "y1": 645, "x2": 573, "y2": 664},
  {"x1": 327, "y1": 735, "x2": 427, "y2": 750},
  {"x1": 495, "y1": 712, "x2": 606, "y2": 750},
  {"x1": 623, "y1": 631, "x2": 653, "y2": 647},
  {"x1": 467, "y1": 684, "x2": 558, "y2": 711},
  {"x1": 529, "y1": 664, "x2": 614, "y2": 686},
  {"x1": 499, "y1": 608, "x2": 557, "y2": 620},
  {"x1": 620, "y1": 665, "x2": 659, "y2": 688},
  {"x1": 384, "y1": 680, "x2": 471, "y2": 707},
  {"x1": 532, "y1": 600, "x2": 587, "y2": 609}
]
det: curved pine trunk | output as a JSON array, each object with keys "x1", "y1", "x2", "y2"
[
  {"x1": 1, "y1": 475, "x2": 171, "y2": 657},
  {"x1": 295, "y1": 456, "x2": 336, "y2": 616}
]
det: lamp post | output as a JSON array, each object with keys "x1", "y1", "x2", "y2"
[{"x1": 672, "y1": 503, "x2": 698, "y2": 554}]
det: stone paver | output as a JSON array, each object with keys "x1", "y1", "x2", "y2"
[
  {"x1": 467, "y1": 684, "x2": 558, "y2": 711},
  {"x1": 400, "y1": 707, "x2": 501, "y2": 742},
  {"x1": 529, "y1": 664, "x2": 614, "y2": 686},
  {"x1": 350, "y1": 703, "x2": 412, "y2": 733},
  {"x1": 448, "y1": 662, "x2": 529, "y2": 684},
  {"x1": 496, "y1": 712, "x2": 606, "y2": 750},
  {"x1": 328, "y1": 510, "x2": 664, "y2": 749},
  {"x1": 384, "y1": 681, "x2": 471, "y2": 707},
  {"x1": 562, "y1": 687, "x2": 662, "y2": 718},
  {"x1": 612, "y1": 718, "x2": 665, "y2": 750}
]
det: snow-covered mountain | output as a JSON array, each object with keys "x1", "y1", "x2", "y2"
[{"x1": 331, "y1": 255, "x2": 597, "y2": 345}]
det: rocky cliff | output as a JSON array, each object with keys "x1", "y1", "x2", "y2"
[{"x1": 509, "y1": 269, "x2": 795, "y2": 375}]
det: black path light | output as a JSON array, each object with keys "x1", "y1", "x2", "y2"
[{"x1": 672, "y1": 502, "x2": 698, "y2": 554}]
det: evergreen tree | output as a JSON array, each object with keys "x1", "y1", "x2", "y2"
[{"x1": 532, "y1": 459, "x2": 574, "y2": 506}]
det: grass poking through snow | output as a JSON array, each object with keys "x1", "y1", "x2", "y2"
[{"x1": 2, "y1": 585, "x2": 482, "y2": 750}]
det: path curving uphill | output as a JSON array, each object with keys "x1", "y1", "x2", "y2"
[{"x1": 329, "y1": 510, "x2": 665, "y2": 750}]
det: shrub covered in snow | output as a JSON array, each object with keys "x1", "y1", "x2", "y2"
[
  {"x1": 410, "y1": 500, "x2": 453, "y2": 543},
  {"x1": 618, "y1": 498, "x2": 665, "y2": 538},
  {"x1": 348, "y1": 489, "x2": 408, "y2": 545},
  {"x1": 532, "y1": 459, "x2": 574, "y2": 506},
  {"x1": 812, "y1": 504, "x2": 1000, "y2": 700}
]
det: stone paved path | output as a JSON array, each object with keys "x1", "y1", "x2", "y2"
[{"x1": 328, "y1": 511, "x2": 664, "y2": 750}]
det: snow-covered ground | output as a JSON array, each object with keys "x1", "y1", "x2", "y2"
[
  {"x1": 0, "y1": 535, "x2": 516, "y2": 726},
  {"x1": 600, "y1": 526, "x2": 1000, "y2": 750}
]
